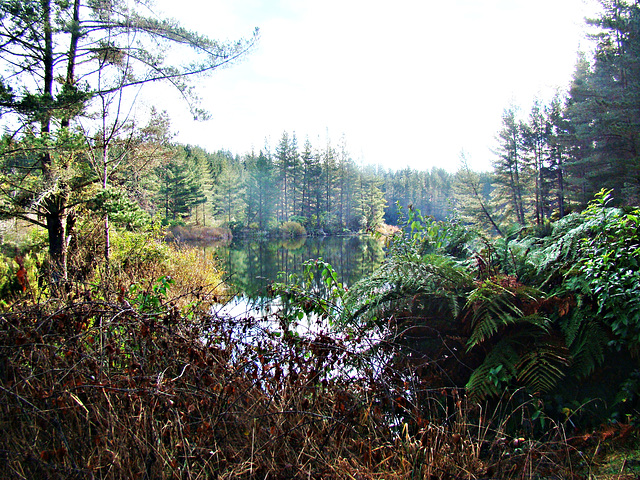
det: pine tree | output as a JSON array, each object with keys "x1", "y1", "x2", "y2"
[
  {"x1": 521, "y1": 99, "x2": 551, "y2": 224},
  {"x1": 454, "y1": 154, "x2": 502, "y2": 235},
  {"x1": 564, "y1": 1, "x2": 640, "y2": 203},
  {"x1": 319, "y1": 141, "x2": 337, "y2": 232},
  {"x1": 355, "y1": 167, "x2": 386, "y2": 231},
  {"x1": 492, "y1": 106, "x2": 528, "y2": 225},
  {"x1": 244, "y1": 150, "x2": 277, "y2": 230},
  {"x1": 156, "y1": 150, "x2": 205, "y2": 222},
  {"x1": 212, "y1": 160, "x2": 246, "y2": 226},
  {"x1": 299, "y1": 139, "x2": 322, "y2": 222},
  {"x1": 545, "y1": 95, "x2": 571, "y2": 217}
]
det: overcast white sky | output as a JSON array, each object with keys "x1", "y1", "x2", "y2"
[{"x1": 151, "y1": 0, "x2": 600, "y2": 172}]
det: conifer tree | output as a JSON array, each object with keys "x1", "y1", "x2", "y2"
[
  {"x1": 521, "y1": 99, "x2": 550, "y2": 224},
  {"x1": 211, "y1": 160, "x2": 246, "y2": 226},
  {"x1": 244, "y1": 150, "x2": 277, "y2": 229},
  {"x1": 492, "y1": 106, "x2": 528, "y2": 224},
  {"x1": 564, "y1": 1, "x2": 640, "y2": 203}
]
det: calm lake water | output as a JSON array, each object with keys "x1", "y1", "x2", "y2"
[{"x1": 209, "y1": 235, "x2": 386, "y2": 299}]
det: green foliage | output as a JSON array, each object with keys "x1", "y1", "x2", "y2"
[
  {"x1": 314, "y1": 196, "x2": 640, "y2": 411},
  {"x1": 390, "y1": 205, "x2": 476, "y2": 259},
  {"x1": 340, "y1": 208, "x2": 474, "y2": 328},
  {"x1": 278, "y1": 220, "x2": 306, "y2": 237},
  {"x1": 87, "y1": 188, "x2": 151, "y2": 229},
  {"x1": 129, "y1": 275, "x2": 175, "y2": 313},
  {"x1": 0, "y1": 251, "x2": 46, "y2": 303},
  {"x1": 576, "y1": 190, "x2": 640, "y2": 349},
  {"x1": 109, "y1": 223, "x2": 170, "y2": 273},
  {"x1": 272, "y1": 259, "x2": 347, "y2": 331}
]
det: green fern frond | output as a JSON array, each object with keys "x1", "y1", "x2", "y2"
[
  {"x1": 561, "y1": 309, "x2": 607, "y2": 378},
  {"x1": 465, "y1": 279, "x2": 547, "y2": 348},
  {"x1": 467, "y1": 328, "x2": 568, "y2": 400},
  {"x1": 466, "y1": 299, "x2": 521, "y2": 347},
  {"x1": 516, "y1": 341, "x2": 571, "y2": 392},
  {"x1": 466, "y1": 337, "x2": 520, "y2": 400},
  {"x1": 340, "y1": 253, "x2": 472, "y2": 326}
]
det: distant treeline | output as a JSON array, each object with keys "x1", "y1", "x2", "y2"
[
  {"x1": 154, "y1": 0, "x2": 640, "y2": 235},
  {"x1": 3, "y1": 0, "x2": 640, "y2": 243},
  {"x1": 151, "y1": 134, "x2": 457, "y2": 234}
]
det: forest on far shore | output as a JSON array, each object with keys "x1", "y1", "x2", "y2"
[
  {"x1": 118, "y1": 0, "x2": 640, "y2": 237},
  {"x1": 49, "y1": 0, "x2": 640, "y2": 240},
  {"x1": 2, "y1": 0, "x2": 640, "y2": 251}
]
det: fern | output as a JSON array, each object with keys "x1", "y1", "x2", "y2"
[
  {"x1": 466, "y1": 337, "x2": 521, "y2": 399},
  {"x1": 466, "y1": 326, "x2": 569, "y2": 400},
  {"x1": 516, "y1": 340, "x2": 571, "y2": 393},
  {"x1": 340, "y1": 253, "x2": 472, "y2": 327},
  {"x1": 329, "y1": 198, "x2": 639, "y2": 412},
  {"x1": 463, "y1": 272, "x2": 574, "y2": 398},
  {"x1": 465, "y1": 278, "x2": 548, "y2": 348},
  {"x1": 560, "y1": 308, "x2": 606, "y2": 378}
]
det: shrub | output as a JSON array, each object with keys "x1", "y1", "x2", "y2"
[
  {"x1": 279, "y1": 220, "x2": 306, "y2": 237},
  {"x1": 105, "y1": 228, "x2": 225, "y2": 310},
  {"x1": 168, "y1": 225, "x2": 232, "y2": 243},
  {"x1": 0, "y1": 295, "x2": 582, "y2": 479}
]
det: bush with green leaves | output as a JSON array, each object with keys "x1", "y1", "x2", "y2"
[
  {"x1": 575, "y1": 190, "x2": 640, "y2": 349},
  {"x1": 278, "y1": 220, "x2": 306, "y2": 238}
]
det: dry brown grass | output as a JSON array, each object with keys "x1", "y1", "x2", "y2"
[
  {"x1": 0, "y1": 302, "x2": 447, "y2": 478},
  {"x1": 167, "y1": 225, "x2": 232, "y2": 243}
]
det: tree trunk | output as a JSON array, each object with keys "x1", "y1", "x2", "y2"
[
  {"x1": 45, "y1": 206, "x2": 68, "y2": 281},
  {"x1": 41, "y1": 0, "x2": 69, "y2": 280}
]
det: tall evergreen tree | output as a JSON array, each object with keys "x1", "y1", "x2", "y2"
[
  {"x1": 156, "y1": 149, "x2": 205, "y2": 222},
  {"x1": 299, "y1": 139, "x2": 322, "y2": 221},
  {"x1": 564, "y1": 1, "x2": 640, "y2": 203},
  {"x1": 244, "y1": 150, "x2": 277, "y2": 229},
  {"x1": 355, "y1": 166, "x2": 386, "y2": 231},
  {"x1": 319, "y1": 141, "x2": 337, "y2": 231},
  {"x1": 212, "y1": 160, "x2": 246, "y2": 225},
  {"x1": 545, "y1": 95, "x2": 571, "y2": 217},
  {"x1": 492, "y1": 106, "x2": 528, "y2": 225},
  {"x1": 521, "y1": 99, "x2": 550, "y2": 224},
  {"x1": 274, "y1": 132, "x2": 300, "y2": 222},
  {"x1": 454, "y1": 154, "x2": 502, "y2": 235}
]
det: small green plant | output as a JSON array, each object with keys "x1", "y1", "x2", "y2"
[
  {"x1": 129, "y1": 275, "x2": 175, "y2": 313},
  {"x1": 272, "y1": 258, "x2": 346, "y2": 330}
]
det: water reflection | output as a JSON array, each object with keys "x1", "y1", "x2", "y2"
[{"x1": 210, "y1": 235, "x2": 385, "y2": 299}]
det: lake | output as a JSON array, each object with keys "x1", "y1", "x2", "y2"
[{"x1": 209, "y1": 234, "x2": 386, "y2": 299}]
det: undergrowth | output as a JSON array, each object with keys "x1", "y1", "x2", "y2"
[
  {"x1": 1, "y1": 196, "x2": 639, "y2": 478},
  {"x1": 0, "y1": 293, "x2": 594, "y2": 479}
]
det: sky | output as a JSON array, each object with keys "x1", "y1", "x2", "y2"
[{"x1": 150, "y1": 0, "x2": 600, "y2": 172}]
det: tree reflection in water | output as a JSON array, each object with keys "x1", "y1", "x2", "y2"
[{"x1": 210, "y1": 235, "x2": 386, "y2": 300}]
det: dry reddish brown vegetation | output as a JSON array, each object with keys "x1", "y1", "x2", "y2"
[{"x1": 0, "y1": 292, "x2": 630, "y2": 479}]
